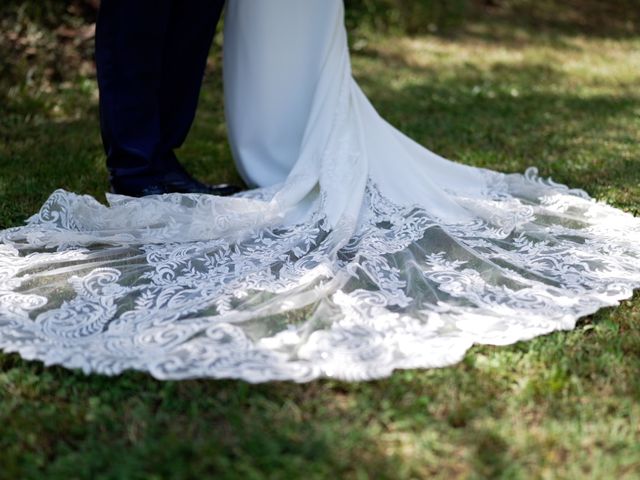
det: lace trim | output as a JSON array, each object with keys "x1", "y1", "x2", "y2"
[{"x1": 1, "y1": 170, "x2": 640, "y2": 382}]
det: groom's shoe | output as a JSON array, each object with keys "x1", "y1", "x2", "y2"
[{"x1": 110, "y1": 169, "x2": 242, "y2": 197}]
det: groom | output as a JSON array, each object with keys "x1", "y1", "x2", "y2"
[{"x1": 95, "y1": 0, "x2": 239, "y2": 197}]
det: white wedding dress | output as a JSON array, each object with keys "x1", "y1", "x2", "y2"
[{"x1": 1, "y1": 0, "x2": 639, "y2": 382}]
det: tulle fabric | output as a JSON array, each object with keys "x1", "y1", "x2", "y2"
[{"x1": 1, "y1": 0, "x2": 639, "y2": 382}]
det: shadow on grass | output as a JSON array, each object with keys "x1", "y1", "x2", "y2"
[
  {"x1": 421, "y1": 0, "x2": 640, "y2": 45},
  {"x1": 0, "y1": 353, "x2": 554, "y2": 479},
  {"x1": 3, "y1": 300, "x2": 639, "y2": 480},
  {"x1": 0, "y1": 111, "x2": 105, "y2": 228},
  {"x1": 473, "y1": 0, "x2": 640, "y2": 41},
  {"x1": 0, "y1": 356, "x2": 411, "y2": 478}
]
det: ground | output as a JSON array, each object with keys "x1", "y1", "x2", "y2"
[{"x1": 0, "y1": 3, "x2": 639, "y2": 479}]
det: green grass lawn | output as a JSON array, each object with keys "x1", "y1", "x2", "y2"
[{"x1": 1, "y1": 5, "x2": 639, "y2": 479}]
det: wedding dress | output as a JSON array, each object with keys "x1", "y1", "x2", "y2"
[{"x1": 1, "y1": 0, "x2": 639, "y2": 382}]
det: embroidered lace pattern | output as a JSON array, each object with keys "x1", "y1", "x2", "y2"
[{"x1": 1, "y1": 167, "x2": 639, "y2": 382}]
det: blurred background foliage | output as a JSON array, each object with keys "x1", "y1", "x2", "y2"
[
  {"x1": 345, "y1": 0, "x2": 470, "y2": 34},
  {"x1": 0, "y1": 0, "x2": 97, "y2": 87},
  {"x1": 2, "y1": 0, "x2": 639, "y2": 97},
  {"x1": 346, "y1": 0, "x2": 640, "y2": 35},
  {"x1": 0, "y1": 0, "x2": 639, "y2": 136}
]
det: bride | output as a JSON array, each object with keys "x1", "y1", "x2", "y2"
[{"x1": 1, "y1": 0, "x2": 639, "y2": 382}]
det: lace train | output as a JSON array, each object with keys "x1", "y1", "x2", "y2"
[{"x1": 1, "y1": 167, "x2": 639, "y2": 382}]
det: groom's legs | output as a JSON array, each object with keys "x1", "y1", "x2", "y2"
[
  {"x1": 158, "y1": 0, "x2": 225, "y2": 170},
  {"x1": 96, "y1": 0, "x2": 225, "y2": 177},
  {"x1": 96, "y1": 0, "x2": 172, "y2": 175}
]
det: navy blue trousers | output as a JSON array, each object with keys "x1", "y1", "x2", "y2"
[{"x1": 95, "y1": 0, "x2": 225, "y2": 176}]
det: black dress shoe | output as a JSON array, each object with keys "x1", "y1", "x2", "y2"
[{"x1": 110, "y1": 169, "x2": 243, "y2": 197}]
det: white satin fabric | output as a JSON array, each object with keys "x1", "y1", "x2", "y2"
[
  {"x1": 224, "y1": 0, "x2": 481, "y2": 223},
  {"x1": 0, "y1": 0, "x2": 639, "y2": 382}
]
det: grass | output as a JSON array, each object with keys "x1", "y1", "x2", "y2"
[{"x1": 1, "y1": 4, "x2": 640, "y2": 479}]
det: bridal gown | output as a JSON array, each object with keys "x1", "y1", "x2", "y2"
[{"x1": 1, "y1": 0, "x2": 640, "y2": 382}]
